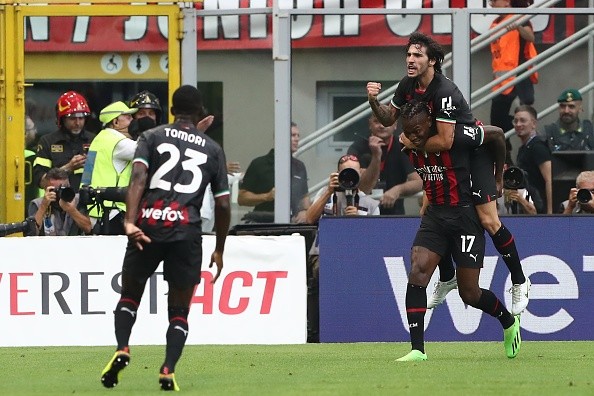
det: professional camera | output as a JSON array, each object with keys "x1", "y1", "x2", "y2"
[
  {"x1": 79, "y1": 185, "x2": 128, "y2": 206},
  {"x1": 503, "y1": 166, "x2": 527, "y2": 190},
  {"x1": 336, "y1": 168, "x2": 360, "y2": 192},
  {"x1": 576, "y1": 188, "x2": 593, "y2": 204},
  {"x1": 53, "y1": 185, "x2": 76, "y2": 203},
  {"x1": 0, "y1": 217, "x2": 37, "y2": 237}
]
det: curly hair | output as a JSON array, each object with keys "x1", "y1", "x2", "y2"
[
  {"x1": 400, "y1": 100, "x2": 432, "y2": 121},
  {"x1": 406, "y1": 32, "x2": 445, "y2": 74}
]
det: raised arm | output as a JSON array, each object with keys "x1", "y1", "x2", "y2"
[{"x1": 367, "y1": 82, "x2": 399, "y2": 127}]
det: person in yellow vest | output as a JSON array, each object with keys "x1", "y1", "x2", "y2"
[
  {"x1": 489, "y1": 0, "x2": 538, "y2": 134},
  {"x1": 81, "y1": 101, "x2": 138, "y2": 235}
]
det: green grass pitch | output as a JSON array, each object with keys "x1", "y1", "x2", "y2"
[{"x1": 1, "y1": 341, "x2": 593, "y2": 395}]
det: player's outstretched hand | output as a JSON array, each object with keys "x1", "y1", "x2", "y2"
[
  {"x1": 124, "y1": 222, "x2": 151, "y2": 250},
  {"x1": 209, "y1": 250, "x2": 224, "y2": 284}
]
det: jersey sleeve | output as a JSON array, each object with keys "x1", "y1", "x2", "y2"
[
  {"x1": 454, "y1": 124, "x2": 485, "y2": 150},
  {"x1": 391, "y1": 78, "x2": 408, "y2": 109},
  {"x1": 133, "y1": 131, "x2": 151, "y2": 168}
]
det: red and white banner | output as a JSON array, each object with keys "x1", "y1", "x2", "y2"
[
  {"x1": 0, "y1": 235, "x2": 307, "y2": 346},
  {"x1": 23, "y1": 0, "x2": 575, "y2": 52}
]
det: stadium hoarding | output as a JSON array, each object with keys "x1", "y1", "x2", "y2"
[
  {"x1": 23, "y1": 0, "x2": 575, "y2": 52},
  {"x1": 0, "y1": 235, "x2": 307, "y2": 346},
  {"x1": 319, "y1": 216, "x2": 594, "y2": 342}
]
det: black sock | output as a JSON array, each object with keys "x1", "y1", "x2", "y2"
[
  {"x1": 437, "y1": 256, "x2": 456, "y2": 282},
  {"x1": 405, "y1": 283, "x2": 427, "y2": 353},
  {"x1": 114, "y1": 298, "x2": 139, "y2": 351},
  {"x1": 161, "y1": 307, "x2": 190, "y2": 374},
  {"x1": 474, "y1": 288, "x2": 514, "y2": 329},
  {"x1": 491, "y1": 224, "x2": 525, "y2": 285}
]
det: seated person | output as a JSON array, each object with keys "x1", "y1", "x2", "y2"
[
  {"x1": 238, "y1": 122, "x2": 311, "y2": 223},
  {"x1": 543, "y1": 89, "x2": 594, "y2": 151},
  {"x1": 560, "y1": 170, "x2": 594, "y2": 214},
  {"x1": 28, "y1": 167, "x2": 92, "y2": 236},
  {"x1": 348, "y1": 114, "x2": 422, "y2": 214},
  {"x1": 304, "y1": 154, "x2": 380, "y2": 342}
]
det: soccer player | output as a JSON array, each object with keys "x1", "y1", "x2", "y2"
[
  {"x1": 100, "y1": 85, "x2": 231, "y2": 391},
  {"x1": 366, "y1": 31, "x2": 530, "y2": 315},
  {"x1": 397, "y1": 100, "x2": 521, "y2": 361}
]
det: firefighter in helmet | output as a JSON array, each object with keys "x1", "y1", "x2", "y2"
[
  {"x1": 128, "y1": 90, "x2": 163, "y2": 139},
  {"x1": 33, "y1": 91, "x2": 96, "y2": 192}
]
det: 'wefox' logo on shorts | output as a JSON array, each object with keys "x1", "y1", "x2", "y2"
[{"x1": 141, "y1": 206, "x2": 186, "y2": 222}]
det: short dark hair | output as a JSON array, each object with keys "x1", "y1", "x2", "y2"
[
  {"x1": 400, "y1": 100, "x2": 432, "y2": 121},
  {"x1": 407, "y1": 32, "x2": 445, "y2": 74},
  {"x1": 171, "y1": 85, "x2": 207, "y2": 119},
  {"x1": 45, "y1": 167, "x2": 69, "y2": 181},
  {"x1": 514, "y1": 104, "x2": 537, "y2": 120}
]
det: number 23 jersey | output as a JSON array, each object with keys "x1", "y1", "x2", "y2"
[{"x1": 133, "y1": 121, "x2": 229, "y2": 242}]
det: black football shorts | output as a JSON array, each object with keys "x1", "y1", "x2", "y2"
[
  {"x1": 413, "y1": 205, "x2": 485, "y2": 269},
  {"x1": 469, "y1": 145, "x2": 498, "y2": 205},
  {"x1": 122, "y1": 237, "x2": 203, "y2": 289}
]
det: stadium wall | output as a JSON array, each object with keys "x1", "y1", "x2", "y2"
[{"x1": 319, "y1": 216, "x2": 594, "y2": 342}]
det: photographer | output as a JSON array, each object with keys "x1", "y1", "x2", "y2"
[
  {"x1": 497, "y1": 165, "x2": 537, "y2": 215},
  {"x1": 560, "y1": 170, "x2": 594, "y2": 214},
  {"x1": 28, "y1": 168, "x2": 92, "y2": 236},
  {"x1": 304, "y1": 154, "x2": 380, "y2": 342}
]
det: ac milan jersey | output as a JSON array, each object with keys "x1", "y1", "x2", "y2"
[
  {"x1": 406, "y1": 124, "x2": 484, "y2": 206},
  {"x1": 392, "y1": 74, "x2": 476, "y2": 126},
  {"x1": 133, "y1": 121, "x2": 229, "y2": 242}
]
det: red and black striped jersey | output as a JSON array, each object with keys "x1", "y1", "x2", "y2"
[
  {"x1": 133, "y1": 121, "x2": 229, "y2": 242},
  {"x1": 406, "y1": 124, "x2": 484, "y2": 206}
]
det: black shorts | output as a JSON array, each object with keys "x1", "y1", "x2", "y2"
[
  {"x1": 469, "y1": 146, "x2": 498, "y2": 205},
  {"x1": 413, "y1": 205, "x2": 485, "y2": 269},
  {"x1": 122, "y1": 237, "x2": 203, "y2": 289}
]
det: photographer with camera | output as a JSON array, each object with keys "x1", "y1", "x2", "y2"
[
  {"x1": 497, "y1": 165, "x2": 538, "y2": 215},
  {"x1": 28, "y1": 168, "x2": 92, "y2": 236},
  {"x1": 304, "y1": 154, "x2": 380, "y2": 342},
  {"x1": 560, "y1": 171, "x2": 594, "y2": 214}
]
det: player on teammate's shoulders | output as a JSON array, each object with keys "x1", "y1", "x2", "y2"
[{"x1": 366, "y1": 31, "x2": 530, "y2": 317}]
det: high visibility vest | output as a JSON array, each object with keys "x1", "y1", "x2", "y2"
[
  {"x1": 491, "y1": 15, "x2": 539, "y2": 95},
  {"x1": 82, "y1": 129, "x2": 132, "y2": 218}
]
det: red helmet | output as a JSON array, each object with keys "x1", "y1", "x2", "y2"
[{"x1": 56, "y1": 91, "x2": 91, "y2": 126}]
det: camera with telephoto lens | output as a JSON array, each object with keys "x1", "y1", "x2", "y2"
[
  {"x1": 0, "y1": 217, "x2": 37, "y2": 237},
  {"x1": 503, "y1": 166, "x2": 527, "y2": 190},
  {"x1": 336, "y1": 168, "x2": 360, "y2": 192},
  {"x1": 576, "y1": 188, "x2": 593, "y2": 204},
  {"x1": 53, "y1": 185, "x2": 76, "y2": 203},
  {"x1": 79, "y1": 185, "x2": 128, "y2": 206}
]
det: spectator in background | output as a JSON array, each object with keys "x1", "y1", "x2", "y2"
[
  {"x1": 543, "y1": 89, "x2": 594, "y2": 152},
  {"x1": 560, "y1": 170, "x2": 594, "y2": 214},
  {"x1": 238, "y1": 122, "x2": 311, "y2": 223},
  {"x1": 33, "y1": 91, "x2": 96, "y2": 192},
  {"x1": 489, "y1": 0, "x2": 538, "y2": 134},
  {"x1": 348, "y1": 114, "x2": 422, "y2": 214},
  {"x1": 24, "y1": 115, "x2": 39, "y2": 217},
  {"x1": 28, "y1": 167, "x2": 92, "y2": 236},
  {"x1": 81, "y1": 101, "x2": 138, "y2": 234},
  {"x1": 304, "y1": 154, "x2": 380, "y2": 343},
  {"x1": 513, "y1": 104, "x2": 552, "y2": 214},
  {"x1": 128, "y1": 90, "x2": 163, "y2": 138}
]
